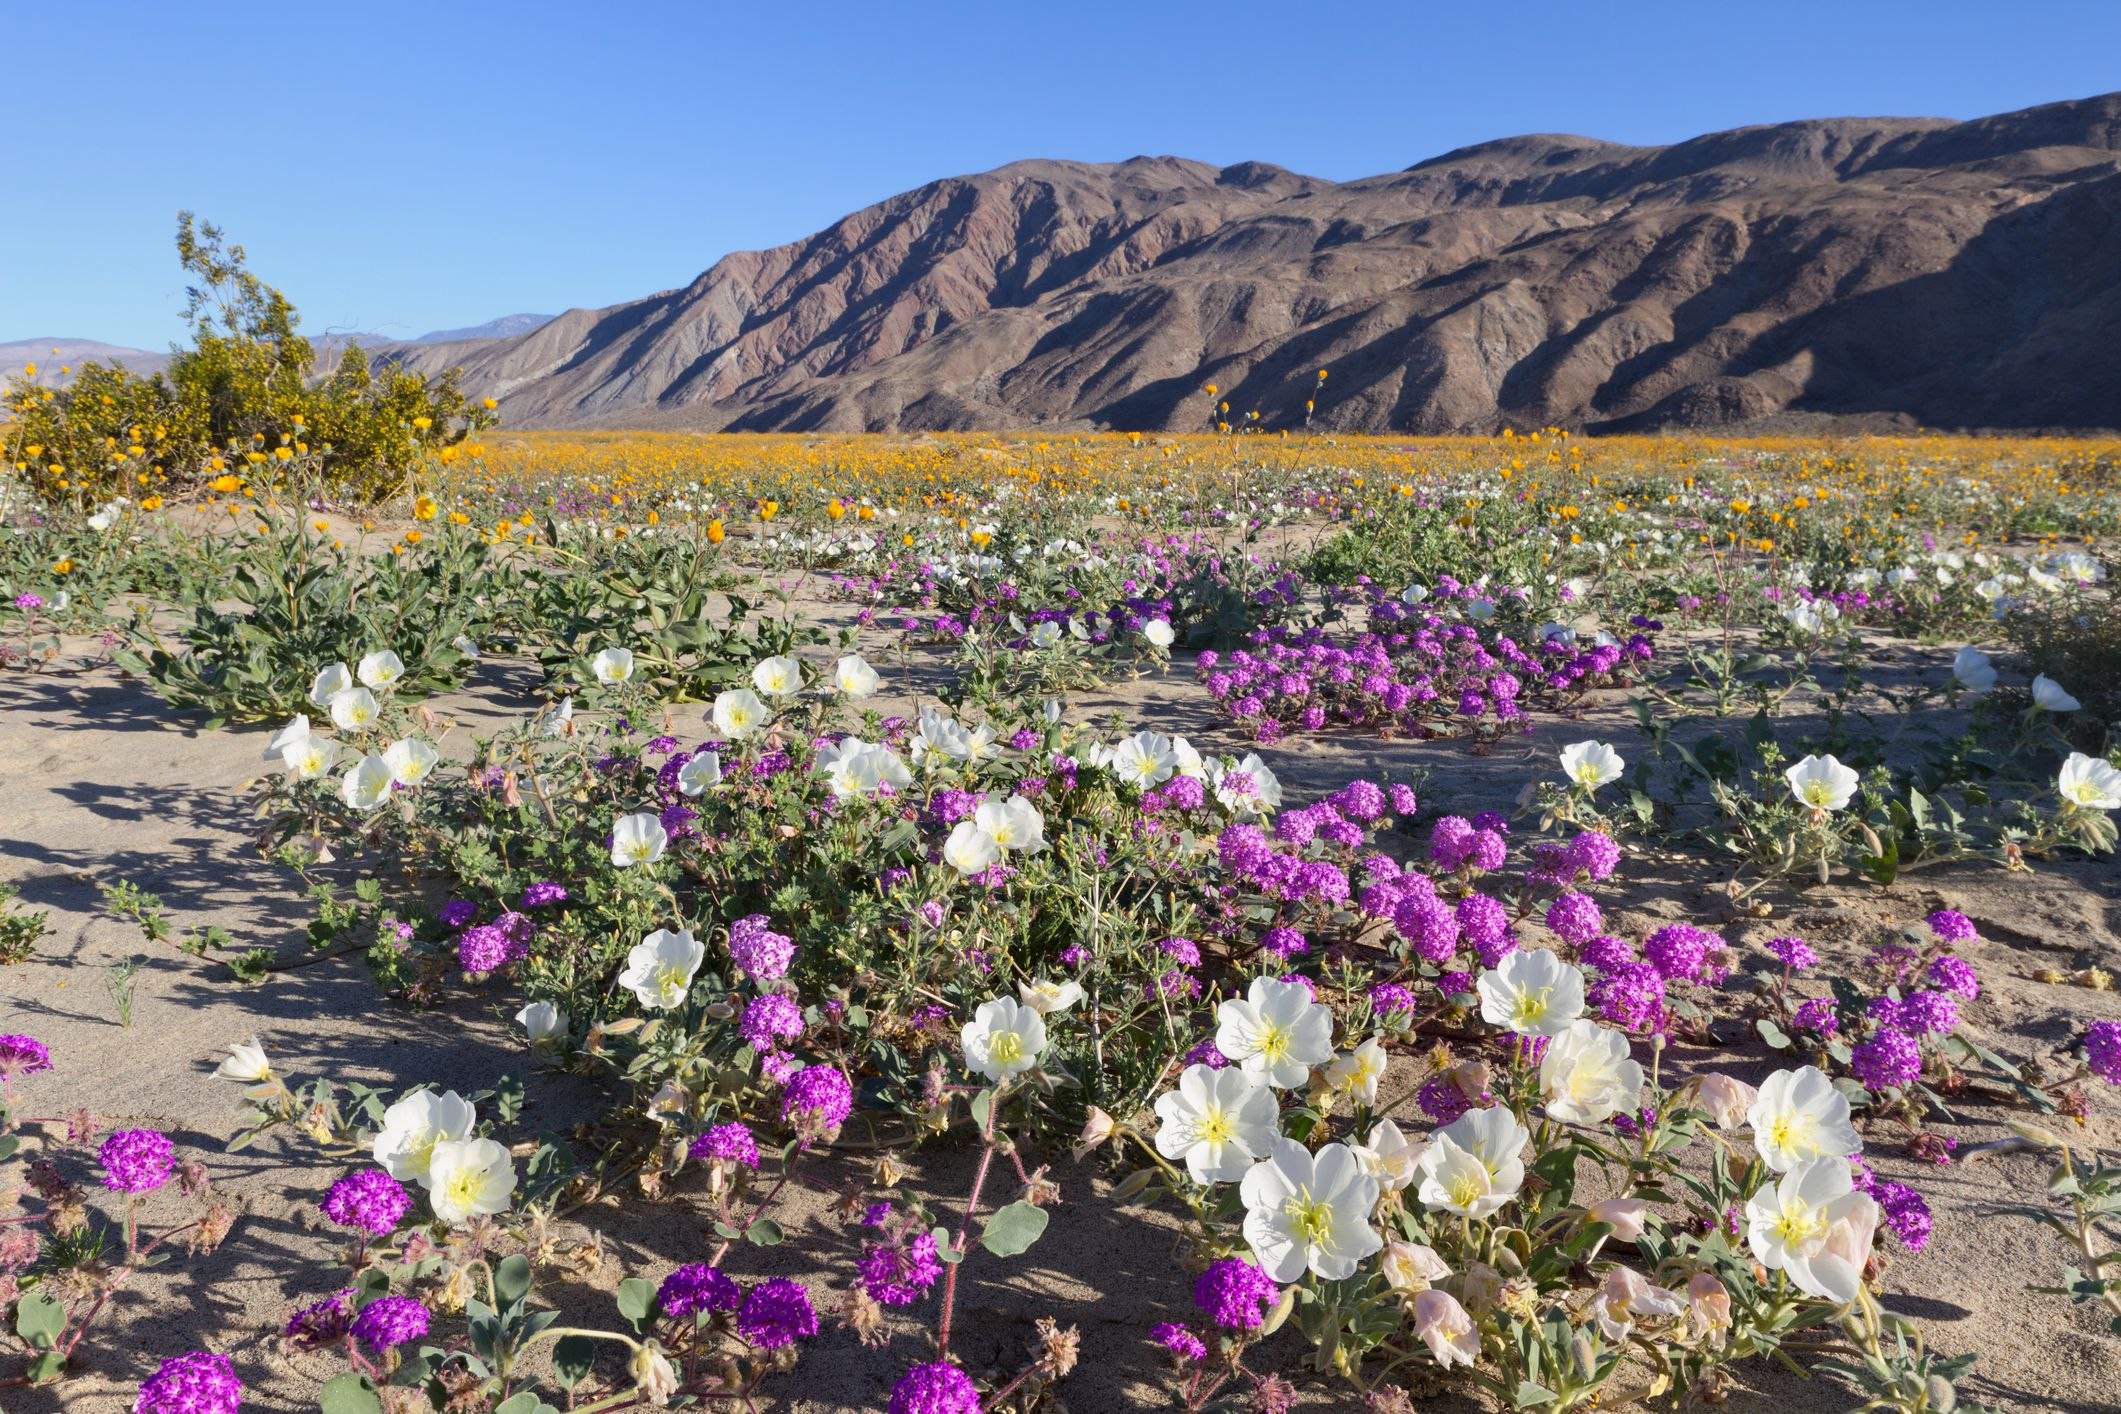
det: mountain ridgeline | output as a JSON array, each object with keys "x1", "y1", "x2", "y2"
[{"x1": 379, "y1": 92, "x2": 2121, "y2": 434}]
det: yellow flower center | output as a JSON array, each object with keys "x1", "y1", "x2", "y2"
[
  {"x1": 1510, "y1": 988, "x2": 1552, "y2": 1026},
  {"x1": 653, "y1": 963, "x2": 689, "y2": 996},
  {"x1": 988, "y1": 1031, "x2": 1024, "y2": 1067},
  {"x1": 1772, "y1": 1200, "x2": 1828, "y2": 1253},
  {"x1": 1197, "y1": 1107, "x2": 1235, "y2": 1147},
  {"x1": 1256, "y1": 1021, "x2": 1291, "y2": 1063},
  {"x1": 441, "y1": 1167, "x2": 485, "y2": 1212},
  {"x1": 1449, "y1": 1171, "x2": 1485, "y2": 1209},
  {"x1": 1283, "y1": 1187, "x2": 1334, "y2": 1247}
]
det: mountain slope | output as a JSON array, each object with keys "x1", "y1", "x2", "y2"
[{"x1": 384, "y1": 93, "x2": 2121, "y2": 434}]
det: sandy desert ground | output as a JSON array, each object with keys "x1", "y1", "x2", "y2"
[{"x1": 4, "y1": 588, "x2": 2120, "y2": 1413}]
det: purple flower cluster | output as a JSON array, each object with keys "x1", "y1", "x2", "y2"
[
  {"x1": 1925, "y1": 909, "x2": 1978, "y2": 944},
  {"x1": 351, "y1": 1295, "x2": 430, "y2": 1350},
  {"x1": 1793, "y1": 997, "x2": 1840, "y2": 1034},
  {"x1": 1643, "y1": 924, "x2": 1717, "y2": 983},
  {"x1": 1194, "y1": 1256, "x2": 1280, "y2": 1329},
  {"x1": 1151, "y1": 1321, "x2": 1208, "y2": 1360},
  {"x1": 134, "y1": 1351, "x2": 242, "y2": 1414},
  {"x1": 1850, "y1": 1158, "x2": 1934, "y2": 1251},
  {"x1": 2087, "y1": 1020, "x2": 2121, "y2": 1085},
  {"x1": 1196, "y1": 587, "x2": 1654, "y2": 747},
  {"x1": 740, "y1": 994, "x2": 806, "y2": 1049},
  {"x1": 101, "y1": 1128, "x2": 176, "y2": 1193},
  {"x1": 736, "y1": 1277, "x2": 818, "y2": 1348},
  {"x1": 690, "y1": 1121, "x2": 760, "y2": 1168},
  {"x1": 0, "y1": 1033, "x2": 52, "y2": 1080},
  {"x1": 1545, "y1": 892, "x2": 1603, "y2": 947},
  {"x1": 522, "y1": 880, "x2": 568, "y2": 907},
  {"x1": 888, "y1": 1360, "x2": 983, "y2": 1414},
  {"x1": 320, "y1": 1168, "x2": 412, "y2": 1235},
  {"x1": 781, "y1": 1064, "x2": 853, "y2": 1134},
  {"x1": 283, "y1": 1290, "x2": 352, "y2": 1347},
  {"x1": 1927, "y1": 955, "x2": 1980, "y2": 1000},
  {"x1": 658, "y1": 1263, "x2": 742, "y2": 1317},
  {"x1": 1851, "y1": 1027, "x2": 1923, "y2": 1090},
  {"x1": 729, "y1": 914, "x2": 796, "y2": 980},
  {"x1": 858, "y1": 1231, "x2": 942, "y2": 1305},
  {"x1": 1766, "y1": 935, "x2": 1818, "y2": 971}
]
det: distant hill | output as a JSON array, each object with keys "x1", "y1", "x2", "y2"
[
  {"x1": 1, "y1": 338, "x2": 171, "y2": 384},
  {"x1": 411, "y1": 314, "x2": 555, "y2": 344},
  {"x1": 372, "y1": 91, "x2": 2121, "y2": 434}
]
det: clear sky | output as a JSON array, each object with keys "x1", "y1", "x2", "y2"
[{"x1": 6, "y1": 0, "x2": 2118, "y2": 350}]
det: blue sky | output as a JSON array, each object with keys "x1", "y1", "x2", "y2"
[{"x1": 6, "y1": 0, "x2": 2117, "y2": 349}]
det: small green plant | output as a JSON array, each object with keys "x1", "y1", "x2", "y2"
[
  {"x1": 0, "y1": 883, "x2": 52, "y2": 964},
  {"x1": 104, "y1": 957, "x2": 144, "y2": 1027}
]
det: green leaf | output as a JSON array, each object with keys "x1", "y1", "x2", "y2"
[
  {"x1": 745, "y1": 1218, "x2": 785, "y2": 1246},
  {"x1": 1756, "y1": 1018, "x2": 1792, "y2": 1050},
  {"x1": 494, "y1": 1252, "x2": 533, "y2": 1307},
  {"x1": 319, "y1": 1373, "x2": 385, "y2": 1414},
  {"x1": 554, "y1": 1333, "x2": 599, "y2": 1390},
  {"x1": 979, "y1": 1200, "x2": 1050, "y2": 1257},
  {"x1": 14, "y1": 1292, "x2": 65, "y2": 1350},
  {"x1": 1512, "y1": 1380, "x2": 1558, "y2": 1407},
  {"x1": 492, "y1": 1395, "x2": 550, "y2": 1414},
  {"x1": 616, "y1": 1276, "x2": 658, "y2": 1331}
]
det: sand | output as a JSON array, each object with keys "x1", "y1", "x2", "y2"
[{"x1": 4, "y1": 597, "x2": 2120, "y2": 1412}]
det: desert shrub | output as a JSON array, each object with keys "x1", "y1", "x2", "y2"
[
  {"x1": 2001, "y1": 585, "x2": 2121, "y2": 743},
  {"x1": 1, "y1": 214, "x2": 491, "y2": 505}
]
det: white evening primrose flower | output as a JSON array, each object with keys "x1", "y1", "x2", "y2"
[
  {"x1": 1415, "y1": 1131, "x2": 1510, "y2": 1218},
  {"x1": 1142, "y1": 618, "x2": 1175, "y2": 648},
  {"x1": 750, "y1": 655, "x2": 802, "y2": 698},
  {"x1": 1215, "y1": 976, "x2": 1335, "y2": 1089},
  {"x1": 1028, "y1": 621, "x2": 1063, "y2": 649},
  {"x1": 676, "y1": 750, "x2": 723, "y2": 795},
  {"x1": 426, "y1": 1136, "x2": 516, "y2": 1225},
  {"x1": 1538, "y1": 1019, "x2": 1644, "y2": 1125},
  {"x1": 2059, "y1": 752, "x2": 2121, "y2": 810},
  {"x1": 833, "y1": 653, "x2": 880, "y2": 698},
  {"x1": 1017, "y1": 978, "x2": 1084, "y2": 1014},
  {"x1": 282, "y1": 736, "x2": 337, "y2": 780},
  {"x1": 617, "y1": 928, "x2": 703, "y2": 1011},
  {"x1": 383, "y1": 738, "x2": 439, "y2": 787},
  {"x1": 1152, "y1": 1064, "x2": 1278, "y2": 1183},
  {"x1": 516, "y1": 1001, "x2": 568, "y2": 1048},
  {"x1": 961, "y1": 995, "x2": 1047, "y2": 1083},
  {"x1": 591, "y1": 647, "x2": 635, "y2": 683},
  {"x1": 1414, "y1": 1290, "x2": 1480, "y2": 1368},
  {"x1": 1349, "y1": 1119, "x2": 1425, "y2": 1193},
  {"x1": 452, "y1": 634, "x2": 481, "y2": 660},
  {"x1": 357, "y1": 650, "x2": 405, "y2": 690},
  {"x1": 264, "y1": 714, "x2": 311, "y2": 762},
  {"x1": 609, "y1": 813, "x2": 669, "y2": 867},
  {"x1": 1239, "y1": 1136, "x2": 1382, "y2": 1282},
  {"x1": 308, "y1": 663, "x2": 353, "y2": 707},
  {"x1": 1106, "y1": 730, "x2": 1179, "y2": 790},
  {"x1": 1476, "y1": 948, "x2": 1586, "y2": 1037},
  {"x1": 1745, "y1": 1065, "x2": 1862, "y2": 1172},
  {"x1": 1401, "y1": 584, "x2": 1429, "y2": 605},
  {"x1": 1744, "y1": 1156, "x2": 1880, "y2": 1303},
  {"x1": 974, "y1": 795, "x2": 1045, "y2": 852},
  {"x1": 1421, "y1": 1105, "x2": 1530, "y2": 1212},
  {"x1": 1321, "y1": 1037, "x2": 1389, "y2": 1109},
  {"x1": 1590, "y1": 1265, "x2": 1687, "y2": 1340},
  {"x1": 372, "y1": 1088, "x2": 477, "y2": 1185},
  {"x1": 1381, "y1": 1239, "x2": 1452, "y2": 1293},
  {"x1": 87, "y1": 503, "x2": 120, "y2": 532},
  {"x1": 942, "y1": 819, "x2": 1001, "y2": 875},
  {"x1": 329, "y1": 687, "x2": 381, "y2": 732},
  {"x1": 539, "y1": 696, "x2": 574, "y2": 738},
  {"x1": 1588, "y1": 1196, "x2": 1650, "y2": 1242},
  {"x1": 711, "y1": 688, "x2": 768, "y2": 739},
  {"x1": 1784, "y1": 753, "x2": 1859, "y2": 812},
  {"x1": 341, "y1": 754, "x2": 394, "y2": 810},
  {"x1": 2033, "y1": 674, "x2": 2082, "y2": 712},
  {"x1": 1559, "y1": 740, "x2": 1624, "y2": 791},
  {"x1": 214, "y1": 1037, "x2": 273, "y2": 1082},
  {"x1": 1695, "y1": 1073, "x2": 1758, "y2": 1130},
  {"x1": 1952, "y1": 646, "x2": 1997, "y2": 693}
]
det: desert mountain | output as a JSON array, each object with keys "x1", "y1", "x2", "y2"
[
  {"x1": 1, "y1": 338, "x2": 171, "y2": 384},
  {"x1": 381, "y1": 93, "x2": 2121, "y2": 433},
  {"x1": 412, "y1": 313, "x2": 555, "y2": 344}
]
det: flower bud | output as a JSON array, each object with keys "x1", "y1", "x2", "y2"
[{"x1": 1072, "y1": 1106, "x2": 1117, "y2": 1161}]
